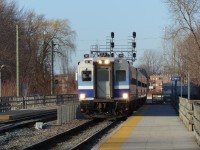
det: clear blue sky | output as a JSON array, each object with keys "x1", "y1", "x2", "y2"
[{"x1": 16, "y1": 0, "x2": 171, "y2": 71}]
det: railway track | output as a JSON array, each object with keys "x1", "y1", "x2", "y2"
[
  {"x1": 22, "y1": 118, "x2": 119, "y2": 150},
  {"x1": 0, "y1": 111, "x2": 56, "y2": 133}
]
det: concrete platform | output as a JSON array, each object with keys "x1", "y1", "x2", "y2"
[
  {"x1": 0, "y1": 106, "x2": 56, "y2": 120},
  {"x1": 94, "y1": 104, "x2": 199, "y2": 150}
]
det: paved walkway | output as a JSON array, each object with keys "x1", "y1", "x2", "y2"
[{"x1": 95, "y1": 104, "x2": 200, "y2": 150}]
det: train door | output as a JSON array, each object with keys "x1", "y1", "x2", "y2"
[{"x1": 96, "y1": 67, "x2": 111, "y2": 99}]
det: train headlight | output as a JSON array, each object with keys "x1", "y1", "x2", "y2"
[
  {"x1": 98, "y1": 60, "x2": 103, "y2": 64},
  {"x1": 79, "y1": 94, "x2": 86, "y2": 100},
  {"x1": 122, "y1": 93, "x2": 129, "y2": 99},
  {"x1": 104, "y1": 59, "x2": 110, "y2": 64}
]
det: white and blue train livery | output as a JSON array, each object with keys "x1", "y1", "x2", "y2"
[{"x1": 77, "y1": 53, "x2": 148, "y2": 118}]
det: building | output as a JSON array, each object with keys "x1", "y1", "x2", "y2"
[{"x1": 149, "y1": 75, "x2": 171, "y2": 93}]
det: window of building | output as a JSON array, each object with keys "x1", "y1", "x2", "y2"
[
  {"x1": 116, "y1": 70, "x2": 126, "y2": 81},
  {"x1": 82, "y1": 71, "x2": 92, "y2": 81}
]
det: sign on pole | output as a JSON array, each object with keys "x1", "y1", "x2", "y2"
[{"x1": 171, "y1": 76, "x2": 180, "y2": 81}]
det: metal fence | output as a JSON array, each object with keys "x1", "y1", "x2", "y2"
[
  {"x1": 152, "y1": 94, "x2": 163, "y2": 104},
  {"x1": 0, "y1": 94, "x2": 78, "y2": 112},
  {"x1": 171, "y1": 94, "x2": 179, "y2": 113}
]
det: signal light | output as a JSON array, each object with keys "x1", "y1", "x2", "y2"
[
  {"x1": 133, "y1": 53, "x2": 136, "y2": 58},
  {"x1": 132, "y1": 42, "x2": 136, "y2": 48},
  {"x1": 111, "y1": 32, "x2": 114, "y2": 38},
  {"x1": 110, "y1": 42, "x2": 114, "y2": 48},
  {"x1": 133, "y1": 32, "x2": 136, "y2": 38}
]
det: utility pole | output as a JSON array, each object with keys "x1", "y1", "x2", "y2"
[
  {"x1": 16, "y1": 24, "x2": 19, "y2": 96},
  {"x1": 0, "y1": 70, "x2": 1, "y2": 97},
  {"x1": 51, "y1": 40, "x2": 55, "y2": 95},
  {"x1": 0, "y1": 65, "x2": 6, "y2": 97},
  {"x1": 188, "y1": 72, "x2": 190, "y2": 100}
]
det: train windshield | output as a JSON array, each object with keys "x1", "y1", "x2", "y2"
[
  {"x1": 116, "y1": 70, "x2": 126, "y2": 81},
  {"x1": 82, "y1": 70, "x2": 92, "y2": 81}
]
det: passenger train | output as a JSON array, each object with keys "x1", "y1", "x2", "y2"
[
  {"x1": 77, "y1": 54, "x2": 148, "y2": 117},
  {"x1": 77, "y1": 33, "x2": 148, "y2": 118}
]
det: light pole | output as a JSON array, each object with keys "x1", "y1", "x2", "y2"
[
  {"x1": 51, "y1": 40, "x2": 56, "y2": 95},
  {"x1": 0, "y1": 65, "x2": 6, "y2": 97},
  {"x1": 187, "y1": 72, "x2": 190, "y2": 100},
  {"x1": 16, "y1": 24, "x2": 19, "y2": 96}
]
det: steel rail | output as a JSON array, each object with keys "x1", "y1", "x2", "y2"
[
  {"x1": 22, "y1": 119, "x2": 96, "y2": 150},
  {"x1": 71, "y1": 120, "x2": 118, "y2": 150},
  {"x1": 22, "y1": 118, "x2": 120, "y2": 150},
  {"x1": 0, "y1": 111, "x2": 56, "y2": 133}
]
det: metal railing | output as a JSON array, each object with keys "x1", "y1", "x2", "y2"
[
  {"x1": 152, "y1": 94, "x2": 163, "y2": 104},
  {"x1": 0, "y1": 94, "x2": 78, "y2": 112}
]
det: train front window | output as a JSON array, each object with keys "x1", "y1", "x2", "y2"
[
  {"x1": 116, "y1": 70, "x2": 126, "y2": 81},
  {"x1": 82, "y1": 71, "x2": 92, "y2": 81}
]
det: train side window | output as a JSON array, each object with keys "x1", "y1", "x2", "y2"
[
  {"x1": 116, "y1": 70, "x2": 126, "y2": 81},
  {"x1": 82, "y1": 71, "x2": 92, "y2": 81}
]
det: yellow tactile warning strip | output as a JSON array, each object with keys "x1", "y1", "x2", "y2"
[{"x1": 99, "y1": 105, "x2": 149, "y2": 150}]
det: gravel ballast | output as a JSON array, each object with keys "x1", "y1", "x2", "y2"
[{"x1": 0, "y1": 119, "x2": 89, "y2": 150}]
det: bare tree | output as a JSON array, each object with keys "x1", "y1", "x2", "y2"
[
  {"x1": 0, "y1": 0, "x2": 76, "y2": 96},
  {"x1": 0, "y1": 0, "x2": 23, "y2": 95},
  {"x1": 166, "y1": 0, "x2": 200, "y2": 46},
  {"x1": 162, "y1": 33, "x2": 183, "y2": 76},
  {"x1": 165, "y1": 0, "x2": 200, "y2": 85},
  {"x1": 139, "y1": 49, "x2": 163, "y2": 76},
  {"x1": 20, "y1": 13, "x2": 76, "y2": 94}
]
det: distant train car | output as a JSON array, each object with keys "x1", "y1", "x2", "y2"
[{"x1": 77, "y1": 53, "x2": 148, "y2": 118}]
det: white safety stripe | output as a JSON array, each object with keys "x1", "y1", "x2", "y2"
[
  {"x1": 79, "y1": 85, "x2": 128, "y2": 89},
  {"x1": 78, "y1": 86, "x2": 93, "y2": 89},
  {"x1": 79, "y1": 98, "x2": 94, "y2": 101},
  {"x1": 114, "y1": 85, "x2": 129, "y2": 89}
]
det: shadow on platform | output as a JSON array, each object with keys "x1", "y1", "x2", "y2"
[{"x1": 134, "y1": 103, "x2": 178, "y2": 117}]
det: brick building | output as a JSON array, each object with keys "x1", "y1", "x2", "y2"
[{"x1": 149, "y1": 75, "x2": 171, "y2": 93}]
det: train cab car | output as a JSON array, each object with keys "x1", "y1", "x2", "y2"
[{"x1": 77, "y1": 53, "x2": 147, "y2": 118}]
